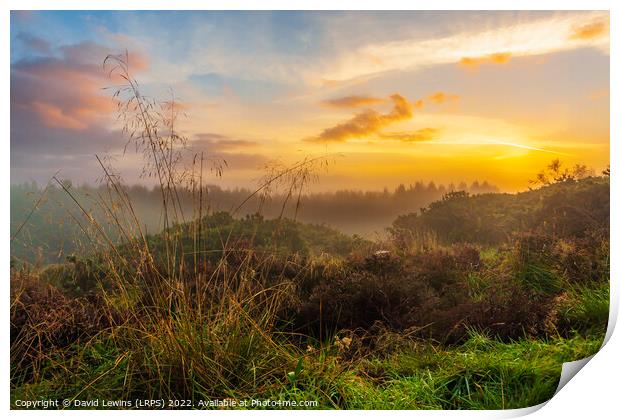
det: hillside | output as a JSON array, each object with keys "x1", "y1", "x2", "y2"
[
  {"x1": 390, "y1": 176, "x2": 609, "y2": 245},
  {"x1": 10, "y1": 180, "x2": 498, "y2": 264},
  {"x1": 11, "y1": 176, "x2": 610, "y2": 409},
  {"x1": 139, "y1": 212, "x2": 372, "y2": 270}
]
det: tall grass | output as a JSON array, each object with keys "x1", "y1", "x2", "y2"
[
  {"x1": 9, "y1": 52, "x2": 610, "y2": 409},
  {"x1": 11, "y1": 52, "x2": 340, "y2": 405}
]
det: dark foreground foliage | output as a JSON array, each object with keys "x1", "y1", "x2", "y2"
[{"x1": 10, "y1": 177, "x2": 609, "y2": 409}]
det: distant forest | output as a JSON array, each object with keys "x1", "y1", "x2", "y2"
[{"x1": 11, "y1": 179, "x2": 499, "y2": 263}]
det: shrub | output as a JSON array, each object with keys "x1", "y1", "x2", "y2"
[
  {"x1": 553, "y1": 284, "x2": 609, "y2": 336},
  {"x1": 290, "y1": 244, "x2": 557, "y2": 344},
  {"x1": 10, "y1": 274, "x2": 122, "y2": 383},
  {"x1": 511, "y1": 232, "x2": 562, "y2": 295},
  {"x1": 551, "y1": 232, "x2": 609, "y2": 285}
]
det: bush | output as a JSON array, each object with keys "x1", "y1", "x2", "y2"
[
  {"x1": 291, "y1": 244, "x2": 556, "y2": 344},
  {"x1": 552, "y1": 232, "x2": 609, "y2": 285},
  {"x1": 10, "y1": 274, "x2": 122, "y2": 383},
  {"x1": 553, "y1": 284, "x2": 609, "y2": 336},
  {"x1": 511, "y1": 232, "x2": 562, "y2": 295},
  {"x1": 390, "y1": 176, "x2": 609, "y2": 247}
]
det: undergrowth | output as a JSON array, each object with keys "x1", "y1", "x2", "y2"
[{"x1": 9, "y1": 52, "x2": 610, "y2": 410}]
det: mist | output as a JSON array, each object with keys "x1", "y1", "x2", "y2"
[{"x1": 11, "y1": 179, "x2": 499, "y2": 263}]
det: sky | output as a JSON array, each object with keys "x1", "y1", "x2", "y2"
[{"x1": 10, "y1": 10, "x2": 610, "y2": 192}]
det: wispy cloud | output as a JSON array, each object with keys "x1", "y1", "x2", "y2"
[
  {"x1": 459, "y1": 52, "x2": 512, "y2": 68},
  {"x1": 380, "y1": 127, "x2": 440, "y2": 142},
  {"x1": 570, "y1": 20, "x2": 609, "y2": 41},
  {"x1": 306, "y1": 93, "x2": 413, "y2": 143},
  {"x1": 193, "y1": 133, "x2": 260, "y2": 151},
  {"x1": 489, "y1": 140, "x2": 566, "y2": 155},
  {"x1": 16, "y1": 32, "x2": 51, "y2": 54},
  {"x1": 10, "y1": 38, "x2": 151, "y2": 183},
  {"x1": 426, "y1": 92, "x2": 460, "y2": 104},
  {"x1": 320, "y1": 11, "x2": 609, "y2": 83},
  {"x1": 30, "y1": 101, "x2": 88, "y2": 130},
  {"x1": 11, "y1": 41, "x2": 148, "y2": 131},
  {"x1": 9, "y1": 11, "x2": 610, "y2": 188},
  {"x1": 321, "y1": 95, "x2": 384, "y2": 108},
  {"x1": 188, "y1": 133, "x2": 268, "y2": 170}
]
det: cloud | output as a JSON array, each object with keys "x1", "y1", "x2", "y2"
[
  {"x1": 380, "y1": 128, "x2": 440, "y2": 142},
  {"x1": 10, "y1": 151, "x2": 107, "y2": 185},
  {"x1": 31, "y1": 101, "x2": 88, "y2": 130},
  {"x1": 570, "y1": 20, "x2": 609, "y2": 40},
  {"x1": 10, "y1": 107, "x2": 126, "y2": 157},
  {"x1": 11, "y1": 42, "x2": 148, "y2": 131},
  {"x1": 320, "y1": 11, "x2": 608, "y2": 83},
  {"x1": 11, "y1": 40, "x2": 150, "y2": 184},
  {"x1": 10, "y1": 107, "x2": 128, "y2": 184},
  {"x1": 321, "y1": 95, "x2": 384, "y2": 108},
  {"x1": 307, "y1": 94, "x2": 413, "y2": 143},
  {"x1": 16, "y1": 32, "x2": 51, "y2": 54},
  {"x1": 192, "y1": 133, "x2": 260, "y2": 151},
  {"x1": 426, "y1": 92, "x2": 460, "y2": 104},
  {"x1": 413, "y1": 99, "x2": 425, "y2": 110},
  {"x1": 459, "y1": 52, "x2": 512, "y2": 68},
  {"x1": 185, "y1": 133, "x2": 268, "y2": 171}
]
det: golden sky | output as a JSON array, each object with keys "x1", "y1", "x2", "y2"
[{"x1": 11, "y1": 11, "x2": 610, "y2": 192}]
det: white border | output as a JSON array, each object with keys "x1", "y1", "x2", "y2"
[{"x1": 2, "y1": 1, "x2": 617, "y2": 419}]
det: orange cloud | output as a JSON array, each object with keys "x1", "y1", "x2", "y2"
[
  {"x1": 127, "y1": 51, "x2": 149, "y2": 72},
  {"x1": 31, "y1": 101, "x2": 88, "y2": 130},
  {"x1": 321, "y1": 95, "x2": 384, "y2": 108},
  {"x1": 459, "y1": 52, "x2": 512, "y2": 68},
  {"x1": 427, "y1": 92, "x2": 460, "y2": 104},
  {"x1": 104, "y1": 50, "x2": 150, "y2": 81},
  {"x1": 193, "y1": 133, "x2": 260, "y2": 151},
  {"x1": 570, "y1": 20, "x2": 609, "y2": 40},
  {"x1": 380, "y1": 127, "x2": 440, "y2": 142},
  {"x1": 12, "y1": 42, "x2": 148, "y2": 131},
  {"x1": 307, "y1": 94, "x2": 413, "y2": 143}
]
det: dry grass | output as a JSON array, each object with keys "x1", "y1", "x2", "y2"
[{"x1": 9, "y1": 52, "x2": 610, "y2": 409}]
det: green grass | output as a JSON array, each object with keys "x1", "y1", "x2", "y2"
[
  {"x1": 557, "y1": 283, "x2": 610, "y2": 336},
  {"x1": 334, "y1": 333, "x2": 603, "y2": 410},
  {"x1": 11, "y1": 329, "x2": 604, "y2": 410},
  {"x1": 516, "y1": 262, "x2": 563, "y2": 295},
  {"x1": 10, "y1": 62, "x2": 610, "y2": 411},
  {"x1": 11, "y1": 237, "x2": 609, "y2": 410}
]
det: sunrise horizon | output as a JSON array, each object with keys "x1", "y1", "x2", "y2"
[
  {"x1": 10, "y1": 11, "x2": 610, "y2": 192},
  {"x1": 8, "y1": 8, "x2": 613, "y2": 411}
]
